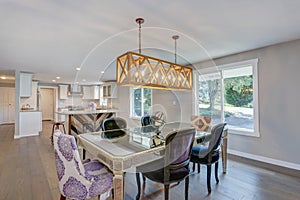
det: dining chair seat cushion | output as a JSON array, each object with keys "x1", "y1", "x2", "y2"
[
  {"x1": 191, "y1": 150, "x2": 220, "y2": 165},
  {"x1": 84, "y1": 160, "x2": 112, "y2": 182},
  {"x1": 191, "y1": 144, "x2": 209, "y2": 158},
  {"x1": 143, "y1": 167, "x2": 190, "y2": 185}
]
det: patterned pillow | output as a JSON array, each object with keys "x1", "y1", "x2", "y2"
[{"x1": 191, "y1": 116, "x2": 211, "y2": 132}]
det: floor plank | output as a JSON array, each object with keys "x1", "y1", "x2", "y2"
[{"x1": 0, "y1": 122, "x2": 300, "y2": 200}]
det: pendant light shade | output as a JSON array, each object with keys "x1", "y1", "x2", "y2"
[{"x1": 116, "y1": 18, "x2": 193, "y2": 90}]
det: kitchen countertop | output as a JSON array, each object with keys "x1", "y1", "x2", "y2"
[
  {"x1": 20, "y1": 109, "x2": 41, "y2": 112},
  {"x1": 56, "y1": 109, "x2": 119, "y2": 115}
]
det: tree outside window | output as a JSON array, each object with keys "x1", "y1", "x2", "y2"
[{"x1": 198, "y1": 59, "x2": 259, "y2": 136}]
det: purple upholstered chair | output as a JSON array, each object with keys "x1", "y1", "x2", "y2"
[
  {"x1": 136, "y1": 128, "x2": 196, "y2": 200},
  {"x1": 53, "y1": 130, "x2": 113, "y2": 200}
]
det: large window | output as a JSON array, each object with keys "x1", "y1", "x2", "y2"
[
  {"x1": 131, "y1": 88, "x2": 152, "y2": 118},
  {"x1": 197, "y1": 59, "x2": 259, "y2": 136}
]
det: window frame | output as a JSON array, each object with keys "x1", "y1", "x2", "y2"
[
  {"x1": 130, "y1": 87, "x2": 153, "y2": 119},
  {"x1": 195, "y1": 58, "x2": 260, "y2": 137}
]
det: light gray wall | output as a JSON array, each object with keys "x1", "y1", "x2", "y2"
[
  {"x1": 117, "y1": 39, "x2": 300, "y2": 166},
  {"x1": 194, "y1": 39, "x2": 300, "y2": 165},
  {"x1": 117, "y1": 86, "x2": 193, "y2": 128}
]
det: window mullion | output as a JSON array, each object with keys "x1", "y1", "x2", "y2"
[
  {"x1": 141, "y1": 88, "x2": 144, "y2": 116},
  {"x1": 220, "y1": 71, "x2": 225, "y2": 122}
]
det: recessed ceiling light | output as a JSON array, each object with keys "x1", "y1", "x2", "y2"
[
  {"x1": 101, "y1": 71, "x2": 105, "y2": 74},
  {"x1": 56, "y1": 76, "x2": 60, "y2": 79},
  {"x1": 76, "y1": 67, "x2": 81, "y2": 71},
  {"x1": 52, "y1": 79, "x2": 56, "y2": 82},
  {"x1": 82, "y1": 79, "x2": 86, "y2": 82},
  {"x1": 1, "y1": 76, "x2": 7, "y2": 80}
]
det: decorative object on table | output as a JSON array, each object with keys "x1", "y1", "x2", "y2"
[
  {"x1": 116, "y1": 18, "x2": 193, "y2": 90},
  {"x1": 191, "y1": 115, "x2": 211, "y2": 131},
  {"x1": 150, "y1": 111, "x2": 166, "y2": 133},
  {"x1": 88, "y1": 101, "x2": 97, "y2": 111},
  {"x1": 101, "y1": 117, "x2": 127, "y2": 139},
  {"x1": 136, "y1": 128, "x2": 196, "y2": 200},
  {"x1": 190, "y1": 123, "x2": 226, "y2": 194},
  {"x1": 53, "y1": 130, "x2": 113, "y2": 200}
]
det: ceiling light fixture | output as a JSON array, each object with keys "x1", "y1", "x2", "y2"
[
  {"x1": 116, "y1": 18, "x2": 193, "y2": 90},
  {"x1": 56, "y1": 76, "x2": 60, "y2": 79},
  {"x1": 76, "y1": 67, "x2": 81, "y2": 71}
]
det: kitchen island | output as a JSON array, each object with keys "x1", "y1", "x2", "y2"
[{"x1": 56, "y1": 109, "x2": 119, "y2": 136}]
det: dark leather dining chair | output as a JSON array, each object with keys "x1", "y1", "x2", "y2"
[
  {"x1": 101, "y1": 117, "x2": 127, "y2": 139},
  {"x1": 190, "y1": 123, "x2": 226, "y2": 194},
  {"x1": 136, "y1": 128, "x2": 196, "y2": 200},
  {"x1": 141, "y1": 115, "x2": 151, "y2": 126}
]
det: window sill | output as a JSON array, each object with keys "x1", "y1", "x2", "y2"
[
  {"x1": 130, "y1": 116, "x2": 141, "y2": 120},
  {"x1": 229, "y1": 129, "x2": 260, "y2": 137}
]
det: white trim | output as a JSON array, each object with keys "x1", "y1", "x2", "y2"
[
  {"x1": 196, "y1": 58, "x2": 259, "y2": 137},
  {"x1": 229, "y1": 128, "x2": 260, "y2": 137},
  {"x1": 130, "y1": 87, "x2": 153, "y2": 118},
  {"x1": 14, "y1": 133, "x2": 40, "y2": 139},
  {"x1": 228, "y1": 149, "x2": 300, "y2": 171}
]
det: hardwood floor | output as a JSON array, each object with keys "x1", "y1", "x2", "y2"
[{"x1": 0, "y1": 121, "x2": 300, "y2": 200}]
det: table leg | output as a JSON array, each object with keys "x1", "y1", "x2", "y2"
[
  {"x1": 221, "y1": 129, "x2": 228, "y2": 174},
  {"x1": 113, "y1": 172, "x2": 125, "y2": 200}
]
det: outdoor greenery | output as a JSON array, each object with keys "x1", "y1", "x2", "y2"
[
  {"x1": 199, "y1": 74, "x2": 253, "y2": 120},
  {"x1": 224, "y1": 75, "x2": 253, "y2": 107}
]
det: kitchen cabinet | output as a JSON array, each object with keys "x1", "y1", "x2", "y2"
[
  {"x1": 59, "y1": 85, "x2": 69, "y2": 99},
  {"x1": 103, "y1": 82, "x2": 118, "y2": 98},
  {"x1": 19, "y1": 111, "x2": 42, "y2": 137},
  {"x1": 20, "y1": 73, "x2": 32, "y2": 97},
  {"x1": 82, "y1": 85, "x2": 100, "y2": 99}
]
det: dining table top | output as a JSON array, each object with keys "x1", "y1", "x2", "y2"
[{"x1": 78, "y1": 122, "x2": 209, "y2": 159}]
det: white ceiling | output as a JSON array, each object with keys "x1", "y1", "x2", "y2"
[{"x1": 1, "y1": 0, "x2": 300, "y2": 84}]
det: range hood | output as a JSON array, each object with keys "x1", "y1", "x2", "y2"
[{"x1": 68, "y1": 84, "x2": 83, "y2": 96}]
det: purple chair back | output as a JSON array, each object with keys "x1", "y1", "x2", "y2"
[{"x1": 164, "y1": 128, "x2": 196, "y2": 167}]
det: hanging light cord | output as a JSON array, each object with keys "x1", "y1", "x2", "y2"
[
  {"x1": 136, "y1": 18, "x2": 144, "y2": 54},
  {"x1": 172, "y1": 35, "x2": 179, "y2": 64}
]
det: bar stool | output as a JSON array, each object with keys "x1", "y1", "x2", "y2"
[
  {"x1": 50, "y1": 121, "x2": 66, "y2": 145},
  {"x1": 82, "y1": 121, "x2": 94, "y2": 133}
]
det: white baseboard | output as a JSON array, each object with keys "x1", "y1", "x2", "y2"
[
  {"x1": 14, "y1": 135, "x2": 21, "y2": 139},
  {"x1": 228, "y1": 149, "x2": 300, "y2": 171},
  {"x1": 14, "y1": 133, "x2": 39, "y2": 139}
]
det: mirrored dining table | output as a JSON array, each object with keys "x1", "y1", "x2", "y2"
[{"x1": 77, "y1": 122, "x2": 228, "y2": 200}]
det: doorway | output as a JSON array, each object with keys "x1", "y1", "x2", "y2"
[
  {"x1": 0, "y1": 70, "x2": 15, "y2": 125},
  {"x1": 40, "y1": 88, "x2": 54, "y2": 121}
]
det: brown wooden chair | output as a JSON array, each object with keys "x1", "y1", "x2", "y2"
[{"x1": 50, "y1": 121, "x2": 66, "y2": 145}]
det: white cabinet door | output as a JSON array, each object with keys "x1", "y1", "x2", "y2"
[
  {"x1": 82, "y1": 86, "x2": 92, "y2": 99},
  {"x1": 20, "y1": 73, "x2": 32, "y2": 97},
  {"x1": 59, "y1": 85, "x2": 69, "y2": 99},
  {"x1": 83, "y1": 86, "x2": 100, "y2": 99},
  {"x1": 103, "y1": 83, "x2": 117, "y2": 98},
  {"x1": 19, "y1": 111, "x2": 42, "y2": 137},
  {"x1": 92, "y1": 86, "x2": 100, "y2": 99}
]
